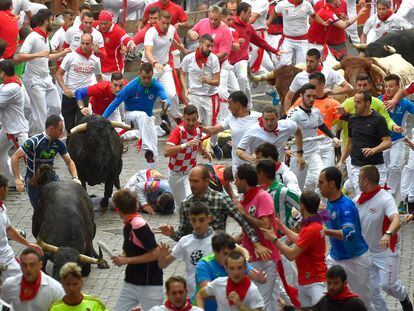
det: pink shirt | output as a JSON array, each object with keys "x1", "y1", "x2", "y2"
[
  {"x1": 192, "y1": 18, "x2": 232, "y2": 58},
  {"x1": 242, "y1": 189, "x2": 280, "y2": 262}
]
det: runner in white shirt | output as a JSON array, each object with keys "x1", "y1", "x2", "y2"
[
  {"x1": 288, "y1": 83, "x2": 340, "y2": 192},
  {"x1": 202, "y1": 91, "x2": 261, "y2": 176},
  {"x1": 395, "y1": 0, "x2": 414, "y2": 27},
  {"x1": 0, "y1": 60, "x2": 29, "y2": 185},
  {"x1": 356, "y1": 165, "x2": 413, "y2": 311},
  {"x1": 148, "y1": 276, "x2": 203, "y2": 311},
  {"x1": 12, "y1": 0, "x2": 31, "y2": 26},
  {"x1": 144, "y1": 9, "x2": 188, "y2": 124},
  {"x1": 15, "y1": 9, "x2": 71, "y2": 135},
  {"x1": 57, "y1": 33, "x2": 102, "y2": 132},
  {"x1": 285, "y1": 48, "x2": 352, "y2": 113},
  {"x1": 73, "y1": 3, "x2": 92, "y2": 27},
  {"x1": 64, "y1": 11, "x2": 106, "y2": 59},
  {"x1": 362, "y1": 0, "x2": 412, "y2": 44},
  {"x1": 1, "y1": 248, "x2": 64, "y2": 311},
  {"x1": 158, "y1": 203, "x2": 214, "y2": 298},
  {"x1": 236, "y1": 104, "x2": 305, "y2": 171},
  {"x1": 50, "y1": 9, "x2": 76, "y2": 51},
  {"x1": 180, "y1": 34, "x2": 222, "y2": 159},
  {"x1": 346, "y1": 0, "x2": 361, "y2": 43}
]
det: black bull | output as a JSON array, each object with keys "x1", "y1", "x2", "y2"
[
  {"x1": 33, "y1": 181, "x2": 108, "y2": 280},
  {"x1": 67, "y1": 115, "x2": 125, "y2": 208}
]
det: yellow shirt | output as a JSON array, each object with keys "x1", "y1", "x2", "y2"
[{"x1": 50, "y1": 294, "x2": 108, "y2": 311}]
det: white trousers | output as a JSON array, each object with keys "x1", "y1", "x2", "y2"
[
  {"x1": 346, "y1": 0, "x2": 361, "y2": 43},
  {"x1": 124, "y1": 111, "x2": 158, "y2": 162},
  {"x1": 218, "y1": 60, "x2": 239, "y2": 101},
  {"x1": 189, "y1": 94, "x2": 218, "y2": 146},
  {"x1": 268, "y1": 34, "x2": 283, "y2": 69},
  {"x1": 251, "y1": 260, "x2": 279, "y2": 311},
  {"x1": 168, "y1": 169, "x2": 191, "y2": 213},
  {"x1": 23, "y1": 74, "x2": 61, "y2": 135},
  {"x1": 291, "y1": 151, "x2": 324, "y2": 192},
  {"x1": 402, "y1": 144, "x2": 414, "y2": 202},
  {"x1": 153, "y1": 65, "x2": 181, "y2": 119},
  {"x1": 249, "y1": 30, "x2": 274, "y2": 73},
  {"x1": 350, "y1": 163, "x2": 387, "y2": 196},
  {"x1": 319, "y1": 138, "x2": 336, "y2": 168},
  {"x1": 115, "y1": 281, "x2": 163, "y2": 311},
  {"x1": 327, "y1": 252, "x2": 374, "y2": 311},
  {"x1": 369, "y1": 250, "x2": 408, "y2": 311},
  {"x1": 233, "y1": 60, "x2": 251, "y2": 104},
  {"x1": 298, "y1": 282, "x2": 326, "y2": 307},
  {"x1": 384, "y1": 139, "x2": 407, "y2": 198},
  {"x1": 279, "y1": 38, "x2": 308, "y2": 66},
  {"x1": 0, "y1": 128, "x2": 28, "y2": 186}
]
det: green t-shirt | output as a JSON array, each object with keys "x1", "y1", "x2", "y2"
[
  {"x1": 49, "y1": 294, "x2": 108, "y2": 311},
  {"x1": 268, "y1": 180, "x2": 300, "y2": 229},
  {"x1": 341, "y1": 96, "x2": 396, "y2": 144}
]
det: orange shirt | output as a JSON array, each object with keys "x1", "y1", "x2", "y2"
[{"x1": 289, "y1": 95, "x2": 341, "y2": 135}]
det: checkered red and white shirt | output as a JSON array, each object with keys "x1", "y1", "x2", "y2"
[
  {"x1": 167, "y1": 124, "x2": 201, "y2": 172},
  {"x1": 406, "y1": 81, "x2": 414, "y2": 95}
]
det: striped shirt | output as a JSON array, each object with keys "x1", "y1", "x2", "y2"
[
  {"x1": 268, "y1": 179, "x2": 300, "y2": 229},
  {"x1": 20, "y1": 133, "x2": 67, "y2": 178},
  {"x1": 172, "y1": 188, "x2": 259, "y2": 243}
]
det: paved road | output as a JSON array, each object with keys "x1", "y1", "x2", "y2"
[{"x1": 5, "y1": 92, "x2": 414, "y2": 310}]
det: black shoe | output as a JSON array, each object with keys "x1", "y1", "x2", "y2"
[
  {"x1": 161, "y1": 114, "x2": 171, "y2": 127},
  {"x1": 160, "y1": 120, "x2": 171, "y2": 135},
  {"x1": 211, "y1": 144, "x2": 223, "y2": 160},
  {"x1": 401, "y1": 295, "x2": 413, "y2": 311},
  {"x1": 144, "y1": 150, "x2": 155, "y2": 163}
]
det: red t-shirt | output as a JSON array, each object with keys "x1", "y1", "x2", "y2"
[
  {"x1": 144, "y1": 0, "x2": 187, "y2": 25},
  {"x1": 295, "y1": 221, "x2": 327, "y2": 285},
  {"x1": 0, "y1": 10, "x2": 19, "y2": 59},
  {"x1": 406, "y1": 81, "x2": 414, "y2": 95},
  {"x1": 87, "y1": 80, "x2": 126, "y2": 115},
  {"x1": 267, "y1": 3, "x2": 283, "y2": 35},
  {"x1": 314, "y1": 0, "x2": 347, "y2": 45},
  {"x1": 308, "y1": 5, "x2": 338, "y2": 45}
]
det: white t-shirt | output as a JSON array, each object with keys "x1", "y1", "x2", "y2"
[
  {"x1": 64, "y1": 26, "x2": 105, "y2": 51},
  {"x1": 288, "y1": 106, "x2": 324, "y2": 153},
  {"x1": 237, "y1": 119, "x2": 298, "y2": 162},
  {"x1": 0, "y1": 82, "x2": 29, "y2": 134},
  {"x1": 396, "y1": 0, "x2": 414, "y2": 26},
  {"x1": 180, "y1": 51, "x2": 220, "y2": 96},
  {"x1": 245, "y1": 0, "x2": 269, "y2": 30},
  {"x1": 0, "y1": 206, "x2": 15, "y2": 265},
  {"x1": 289, "y1": 67, "x2": 345, "y2": 93},
  {"x1": 205, "y1": 277, "x2": 265, "y2": 311},
  {"x1": 50, "y1": 26, "x2": 67, "y2": 51},
  {"x1": 149, "y1": 306, "x2": 203, "y2": 311},
  {"x1": 61, "y1": 51, "x2": 101, "y2": 91},
  {"x1": 356, "y1": 189, "x2": 399, "y2": 253},
  {"x1": 363, "y1": 13, "x2": 412, "y2": 44},
  {"x1": 1, "y1": 271, "x2": 65, "y2": 311},
  {"x1": 20, "y1": 31, "x2": 50, "y2": 77},
  {"x1": 143, "y1": 25, "x2": 176, "y2": 65},
  {"x1": 12, "y1": 0, "x2": 30, "y2": 15},
  {"x1": 171, "y1": 232, "x2": 214, "y2": 298},
  {"x1": 275, "y1": 0, "x2": 314, "y2": 37},
  {"x1": 221, "y1": 111, "x2": 261, "y2": 170}
]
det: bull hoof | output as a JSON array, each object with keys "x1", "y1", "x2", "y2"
[
  {"x1": 98, "y1": 259, "x2": 110, "y2": 269},
  {"x1": 100, "y1": 198, "x2": 109, "y2": 209},
  {"x1": 122, "y1": 141, "x2": 129, "y2": 153}
]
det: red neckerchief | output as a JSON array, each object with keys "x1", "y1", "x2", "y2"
[
  {"x1": 307, "y1": 64, "x2": 323, "y2": 74},
  {"x1": 195, "y1": 47, "x2": 208, "y2": 69},
  {"x1": 326, "y1": 285, "x2": 359, "y2": 301},
  {"x1": 79, "y1": 24, "x2": 92, "y2": 34},
  {"x1": 33, "y1": 27, "x2": 48, "y2": 42},
  {"x1": 62, "y1": 24, "x2": 69, "y2": 31},
  {"x1": 226, "y1": 276, "x2": 251, "y2": 305},
  {"x1": 20, "y1": 272, "x2": 42, "y2": 301},
  {"x1": 154, "y1": 23, "x2": 167, "y2": 36},
  {"x1": 275, "y1": 161, "x2": 282, "y2": 171},
  {"x1": 240, "y1": 186, "x2": 260, "y2": 205},
  {"x1": 258, "y1": 117, "x2": 279, "y2": 135},
  {"x1": 164, "y1": 299, "x2": 193, "y2": 311},
  {"x1": 124, "y1": 212, "x2": 141, "y2": 224},
  {"x1": 0, "y1": 201, "x2": 3, "y2": 211},
  {"x1": 378, "y1": 9, "x2": 393, "y2": 22},
  {"x1": 288, "y1": 0, "x2": 301, "y2": 6},
  {"x1": 3, "y1": 75, "x2": 22, "y2": 87},
  {"x1": 356, "y1": 185, "x2": 382, "y2": 205},
  {"x1": 75, "y1": 47, "x2": 92, "y2": 60}
]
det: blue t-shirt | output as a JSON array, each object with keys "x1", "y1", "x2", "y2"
[
  {"x1": 326, "y1": 195, "x2": 368, "y2": 261},
  {"x1": 379, "y1": 95, "x2": 414, "y2": 141},
  {"x1": 194, "y1": 254, "x2": 252, "y2": 311},
  {"x1": 102, "y1": 77, "x2": 169, "y2": 118},
  {"x1": 20, "y1": 133, "x2": 67, "y2": 178}
]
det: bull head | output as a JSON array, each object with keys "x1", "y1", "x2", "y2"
[
  {"x1": 354, "y1": 43, "x2": 396, "y2": 55},
  {"x1": 37, "y1": 239, "x2": 105, "y2": 265},
  {"x1": 70, "y1": 121, "x2": 133, "y2": 134}
]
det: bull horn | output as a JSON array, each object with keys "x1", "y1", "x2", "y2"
[
  {"x1": 250, "y1": 71, "x2": 275, "y2": 83},
  {"x1": 383, "y1": 45, "x2": 396, "y2": 54},
  {"x1": 332, "y1": 63, "x2": 342, "y2": 70},
  {"x1": 37, "y1": 239, "x2": 58, "y2": 253},
  {"x1": 79, "y1": 246, "x2": 104, "y2": 265},
  {"x1": 370, "y1": 64, "x2": 387, "y2": 78},
  {"x1": 70, "y1": 123, "x2": 88, "y2": 134},
  {"x1": 110, "y1": 121, "x2": 133, "y2": 130},
  {"x1": 353, "y1": 43, "x2": 368, "y2": 50}
]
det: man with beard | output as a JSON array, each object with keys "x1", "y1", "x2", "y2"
[{"x1": 180, "y1": 34, "x2": 222, "y2": 159}]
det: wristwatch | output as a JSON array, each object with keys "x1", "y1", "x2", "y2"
[
  {"x1": 272, "y1": 236, "x2": 279, "y2": 244},
  {"x1": 385, "y1": 230, "x2": 392, "y2": 236}
]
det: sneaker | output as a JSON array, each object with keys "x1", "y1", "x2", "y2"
[
  {"x1": 211, "y1": 144, "x2": 223, "y2": 160},
  {"x1": 160, "y1": 120, "x2": 171, "y2": 135},
  {"x1": 398, "y1": 201, "x2": 408, "y2": 214},
  {"x1": 161, "y1": 114, "x2": 171, "y2": 127},
  {"x1": 400, "y1": 295, "x2": 413, "y2": 311},
  {"x1": 144, "y1": 150, "x2": 155, "y2": 163}
]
